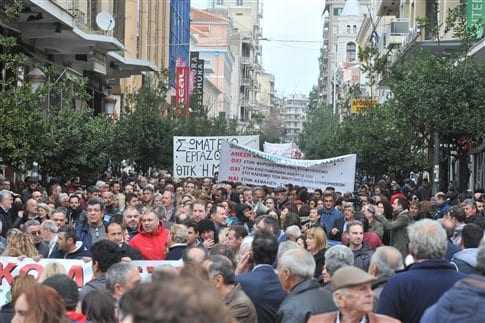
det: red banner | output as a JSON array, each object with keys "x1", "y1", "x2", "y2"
[{"x1": 176, "y1": 66, "x2": 190, "y2": 116}]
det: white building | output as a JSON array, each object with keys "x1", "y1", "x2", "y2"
[{"x1": 281, "y1": 94, "x2": 309, "y2": 143}]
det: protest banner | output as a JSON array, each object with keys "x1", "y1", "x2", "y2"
[
  {"x1": 173, "y1": 136, "x2": 259, "y2": 178},
  {"x1": 263, "y1": 142, "x2": 303, "y2": 159},
  {"x1": 219, "y1": 142, "x2": 356, "y2": 192},
  {"x1": 0, "y1": 257, "x2": 93, "y2": 307}
]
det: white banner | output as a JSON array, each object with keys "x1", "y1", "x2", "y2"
[
  {"x1": 263, "y1": 142, "x2": 294, "y2": 158},
  {"x1": 173, "y1": 136, "x2": 259, "y2": 178},
  {"x1": 132, "y1": 260, "x2": 183, "y2": 281},
  {"x1": 219, "y1": 142, "x2": 356, "y2": 192},
  {"x1": 0, "y1": 257, "x2": 93, "y2": 307}
]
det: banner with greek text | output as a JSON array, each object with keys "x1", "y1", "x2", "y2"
[
  {"x1": 173, "y1": 136, "x2": 260, "y2": 178},
  {"x1": 0, "y1": 257, "x2": 93, "y2": 307},
  {"x1": 219, "y1": 142, "x2": 356, "y2": 192}
]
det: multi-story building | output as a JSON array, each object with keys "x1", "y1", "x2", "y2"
[
  {"x1": 0, "y1": 0, "x2": 157, "y2": 116},
  {"x1": 281, "y1": 94, "x2": 309, "y2": 143},
  {"x1": 209, "y1": 0, "x2": 263, "y2": 124},
  {"x1": 169, "y1": 0, "x2": 191, "y2": 87},
  {"x1": 190, "y1": 8, "x2": 236, "y2": 118},
  {"x1": 255, "y1": 71, "x2": 275, "y2": 118},
  {"x1": 317, "y1": 0, "x2": 369, "y2": 111}
]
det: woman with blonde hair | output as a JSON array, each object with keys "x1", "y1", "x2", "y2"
[
  {"x1": 2, "y1": 230, "x2": 38, "y2": 258},
  {"x1": 306, "y1": 226, "x2": 328, "y2": 278},
  {"x1": 37, "y1": 203, "x2": 52, "y2": 222},
  {"x1": 39, "y1": 263, "x2": 67, "y2": 283}
]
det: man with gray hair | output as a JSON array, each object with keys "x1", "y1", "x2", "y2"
[
  {"x1": 40, "y1": 220, "x2": 59, "y2": 258},
  {"x1": 322, "y1": 245, "x2": 354, "y2": 290},
  {"x1": 106, "y1": 261, "x2": 141, "y2": 301},
  {"x1": 207, "y1": 255, "x2": 257, "y2": 323},
  {"x1": 421, "y1": 237, "x2": 485, "y2": 322},
  {"x1": 277, "y1": 248, "x2": 336, "y2": 323},
  {"x1": 377, "y1": 219, "x2": 465, "y2": 323},
  {"x1": 368, "y1": 246, "x2": 403, "y2": 301},
  {"x1": 0, "y1": 190, "x2": 14, "y2": 237}
]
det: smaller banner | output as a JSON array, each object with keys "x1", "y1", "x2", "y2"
[
  {"x1": 176, "y1": 65, "x2": 190, "y2": 115},
  {"x1": 219, "y1": 142, "x2": 356, "y2": 192},
  {"x1": 0, "y1": 257, "x2": 93, "y2": 307},
  {"x1": 263, "y1": 142, "x2": 303, "y2": 159},
  {"x1": 190, "y1": 52, "x2": 204, "y2": 108},
  {"x1": 173, "y1": 136, "x2": 260, "y2": 178}
]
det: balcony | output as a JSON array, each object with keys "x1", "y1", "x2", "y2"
[
  {"x1": 385, "y1": 18, "x2": 409, "y2": 49},
  {"x1": 375, "y1": 0, "x2": 400, "y2": 17},
  {"x1": 240, "y1": 56, "x2": 251, "y2": 65},
  {"x1": 241, "y1": 76, "x2": 251, "y2": 87}
]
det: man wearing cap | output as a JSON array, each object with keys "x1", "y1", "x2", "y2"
[{"x1": 308, "y1": 266, "x2": 400, "y2": 323}]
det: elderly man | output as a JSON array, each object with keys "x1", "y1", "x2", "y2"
[
  {"x1": 421, "y1": 237, "x2": 485, "y2": 323},
  {"x1": 24, "y1": 219, "x2": 50, "y2": 257},
  {"x1": 0, "y1": 190, "x2": 14, "y2": 236},
  {"x1": 377, "y1": 219, "x2": 465, "y2": 323},
  {"x1": 40, "y1": 220, "x2": 59, "y2": 258},
  {"x1": 368, "y1": 246, "x2": 403, "y2": 302},
  {"x1": 308, "y1": 266, "x2": 400, "y2": 323},
  {"x1": 207, "y1": 255, "x2": 257, "y2": 323},
  {"x1": 277, "y1": 248, "x2": 336, "y2": 323},
  {"x1": 129, "y1": 209, "x2": 170, "y2": 260},
  {"x1": 106, "y1": 262, "x2": 141, "y2": 301},
  {"x1": 322, "y1": 245, "x2": 355, "y2": 291}
]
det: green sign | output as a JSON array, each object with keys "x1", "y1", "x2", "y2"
[{"x1": 467, "y1": 0, "x2": 485, "y2": 37}]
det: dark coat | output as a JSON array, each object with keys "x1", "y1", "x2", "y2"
[
  {"x1": 329, "y1": 217, "x2": 345, "y2": 241},
  {"x1": 313, "y1": 248, "x2": 326, "y2": 279},
  {"x1": 420, "y1": 274, "x2": 485, "y2": 323},
  {"x1": 277, "y1": 279, "x2": 337, "y2": 323},
  {"x1": 165, "y1": 244, "x2": 187, "y2": 261},
  {"x1": 353, "y1": 244, "x2": 374, "y2": 272},
  {"x1": 377, "y1": 259, "x2": 465, "y2": 323},
  {"x1": 35, "y1": 241, "x2": 50, "y2": 258},
  {"x1": 118, "y1": 242, "x2": 143, "y2": 260},
  {"x1": 238, "y1": 264, "x2": 286, "y2": 323},
  {"x1": 0, "y1": 302, "x2": 13, "y2": 323}
]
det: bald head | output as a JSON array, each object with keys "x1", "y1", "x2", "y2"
[
  {"x1": 183, "y1": 247, "x2": 206, "y2": 265},
  {"x1": 369, "y1": 246, "x2": 404, "y2": 277}
]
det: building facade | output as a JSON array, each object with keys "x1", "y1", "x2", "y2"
[
  {"x1": 281, "y1": 94, "x2": 309, "y2": 143},
  {"x1": 169, "y1": 0, "x2": 191, "y2": 86}
]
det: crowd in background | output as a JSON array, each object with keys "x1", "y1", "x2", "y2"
[{"x1": 0, "y1": 173, "x2": 485, "y2": 323}]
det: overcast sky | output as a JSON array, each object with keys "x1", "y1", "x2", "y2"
[{"x1": 191, "y1": 0, "x2": 324, "y2": 97}]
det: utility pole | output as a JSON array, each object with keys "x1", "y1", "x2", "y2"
[{"x1": 432, "y1": 131, "x2": 440, "y2": 194}]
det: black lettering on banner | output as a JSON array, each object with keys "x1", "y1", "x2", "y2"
[{"x1": 176, "y1": 139, "x2": 186, "y2": 152}]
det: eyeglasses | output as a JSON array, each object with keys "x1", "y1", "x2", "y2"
[{"x1": 30, "y1": 231, "x2": 41, "y2": 235}]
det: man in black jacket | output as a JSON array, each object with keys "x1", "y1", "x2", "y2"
[
  {"x1": 106, "y1": 222, "x2": 142, "y2": 260},
  {"x1": 277, "y1": 248, "x2": 336, "y2": 323}
]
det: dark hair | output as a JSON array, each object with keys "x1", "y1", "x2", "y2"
[
  {"x1": 462, "y1": 223, "x2": 483, "y2": 249},
  {"x1": 448, "y1": 206, "x2": 466, "y2": 223},
  {"x1": 53, "y1": 207, "x2": 68, "y2": 216},
  {"x1": 208, "y1": 255, "x2": 236, "y2": 285},
  {"x1": 81, "y1": 290, "x2": 116, "y2": 323},
  {"x1": 229, "y1": 225, "x2": 247, "y2": 240},
  {"x1": 378, "y1": 196, "x2": 394, "y2": 218},
  {"x1": 68, "y1": 195, "x2": 80, "y2": 202},
  {"x1": 90, "y1": 239, "x2": 122, "y2": 273},
  {"x1": 87, "y1": 197, "x2": 104, "y2": 210},
  {"x1": 43, "y1": 274, "x2": 79, "y2": 311},
  {"x1": 22, "y1": 284, "x2": 68, "y2": 323},
  {"x1": 197, "y1": 219, "x2": 216, "y2": 235},
  {"x1": 87, "y1": 185, "x2": 99, "y2": 194},
  {"x1": 125, "y1": 192, "x2": 138, "y2": 204},
  {"x1": 183, "y1": 219, "x2": 199, "y2": 233},
  {"x1": 105, "y1": 221, "x2": 123, "y2": 233},
  {"x1": 252, "y1": 230, "x2": 278, "y2": 265},
  {"x1": 256, "y1": 215, "x2": 280, "y2": 234},
  {"x1": 62, "y1": 228, "x2": 78, "y2": 243}
]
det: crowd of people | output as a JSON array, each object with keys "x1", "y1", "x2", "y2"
[{"x1": 0, "y1": 174, "x2": 485, "y2": 323}]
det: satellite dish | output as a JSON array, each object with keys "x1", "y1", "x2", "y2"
[{"x1": 96, "y1": 11, "x2": 115, "y2": 31}]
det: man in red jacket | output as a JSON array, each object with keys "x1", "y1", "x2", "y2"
[{"x1": 129, "y1": 209, "x2": 169, "y2": 260}]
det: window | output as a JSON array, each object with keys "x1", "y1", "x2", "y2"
[
  {"x1": 346, "y1": 42, "x2": 356, "y2": 62},
  {"x1": 347, "y1": 25, "x2": 351, "y2": 33},
  {"x1": 237, "y1": 0, "x2": 243, "y2": 5},
  {"x1": 353, "y1": 25, "x2": 357, "y2": 33},
  {"x1": 333, "y1": 8, "x2": 342, "y2": 16},
  {"x1": 216, "y1": 0, "x2": 223, "y2": 5}
]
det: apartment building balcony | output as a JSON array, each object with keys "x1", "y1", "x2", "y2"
[
  {"x1": 376, "y1": 0, "x2": 400, "y2": 17},
  {"x1": 240, "y1": 56, "x2": 252, "y2": 65},
  {"x1": 385, "y1": 18, "x2": 409, "y2": 49}
]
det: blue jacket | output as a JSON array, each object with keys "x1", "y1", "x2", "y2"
[
  {"x1": 377, "y1": 259, "x2": 465, "y2": 323},
  {"x1": 238, "y1": 264, "x2": 286, "y2": 323},
  {"x1": 420, "y1": 275, "x2": 485, "y2": 323},
  {"x1": 319, "y1": 208, "x2": 342, "y2": 233},
  {"x1": 433, "y1": 202, "x2": 450, "y2": 219}
]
